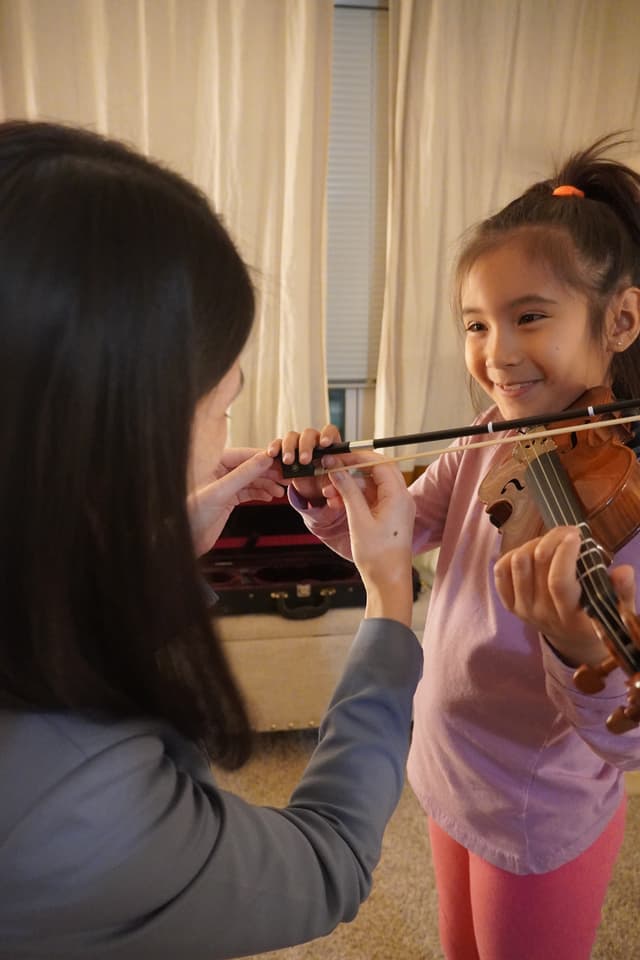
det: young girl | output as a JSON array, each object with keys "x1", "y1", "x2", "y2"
[
  {"x1": 0, "y1": 119, "x2": 424, "y2": 959},
  {"x1": 276, "y1": 136, "x2": 640, "y2": 959}
]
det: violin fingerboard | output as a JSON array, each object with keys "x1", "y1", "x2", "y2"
[{"x1": 524, "y1": 449, "x2": 586, "y2": 530}]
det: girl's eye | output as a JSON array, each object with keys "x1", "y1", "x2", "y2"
[
  {"x1": 519, "y1": 312, "x2": 546, "y2": 325},
  {"x1": 464, "y1": 321, "x2": 485, "y2": 333}
]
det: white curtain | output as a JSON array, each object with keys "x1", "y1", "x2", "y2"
[
  {"x1": 191, "y1": 0, "x2": 332, "y2": 445},
  {"x1": 0, "y1": 0, "x2": 332, "y2": 446},
  {"x1": 378, "y1": 0, "x2": 640, "y2": 466},
  {"x1": 4, "y1": 0, "x2": 640, "y2": 457}
]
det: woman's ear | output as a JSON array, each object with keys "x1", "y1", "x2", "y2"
[{"x1": 606, "y1": 286, "x2": 640, "y2": 352}]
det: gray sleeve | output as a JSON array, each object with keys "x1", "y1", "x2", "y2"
[{"x1": 2, "y1": 618, "x2": 422, "y2": 960}]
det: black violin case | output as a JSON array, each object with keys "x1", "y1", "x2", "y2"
[{"x1": 199, "y1": 496, "x2": 421, "y2": 620}]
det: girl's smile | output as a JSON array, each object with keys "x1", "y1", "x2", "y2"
[{"x1": 461, "y1": 242, "x2": 615, "y2": 421}]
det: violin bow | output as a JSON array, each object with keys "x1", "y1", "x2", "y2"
[{"x1": 281, "y1": 396, "x2": 640, "y2": 478}]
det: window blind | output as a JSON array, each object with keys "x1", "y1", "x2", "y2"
[{"x1": 326, "y1": 3, "x2": 388, "y2": 384}]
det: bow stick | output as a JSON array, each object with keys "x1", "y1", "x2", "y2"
[
  {"x1": 280, "y1": 396, "x2": 640, "y2": 478},
  {"x1": 316, "y1": 413, "x2": 640, "y2": 477}
]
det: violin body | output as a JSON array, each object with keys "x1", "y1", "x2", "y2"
[{"x1": 478, "y1": 411, "x2": 640, "y2": 559}]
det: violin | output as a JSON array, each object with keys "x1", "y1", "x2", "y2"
[
  {"x1": 478, "y1": 386, "x2": 640, "y2": 734},
  {"x1": 280, "y1": 386, "x2": 640, "y2": 732}
]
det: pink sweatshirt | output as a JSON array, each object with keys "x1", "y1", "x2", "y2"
[{"x1": 291, "y1": 411, "x2": 640, "y2": 874}]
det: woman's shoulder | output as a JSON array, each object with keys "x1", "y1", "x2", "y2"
[
  {"x1": 0, "y1": 708, "x2": 211, "y2": 826},
  {"x1": 0, "y1": 705, "x2": 189, "y2": 757},
  {"x1": 0, "y1": 707, "x2": 225, "y2": 952}
]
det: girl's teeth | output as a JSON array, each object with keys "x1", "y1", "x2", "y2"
[{"x1": 500, "y1": 382, "x2": 534, "y2": 393}]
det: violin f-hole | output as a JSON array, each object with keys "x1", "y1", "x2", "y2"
[
  {"x1": 501, "y1": 478, "x2": 526, "y2": 495},
  {"x1": 487, "y1": 499, "x2": 513, "y2": 529},
  {"x1": 485, "y1": 478, "x2": 526, "y2": 529}
]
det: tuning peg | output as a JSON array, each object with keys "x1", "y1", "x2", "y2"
[
  {"x1": 606, "y1": 704, "x2": 640, "y2": 734},
  {"x1": 573, "y1": 655, "x2": 619, "y2": 694}
]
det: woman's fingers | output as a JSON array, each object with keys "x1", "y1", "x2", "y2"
[
  {"x1": 328, "y1": 463, "x2": 368, "y2": 525},
  {"x1": 331, "y1": 459, "x2": 414, "y2": 625},
  {"x1": 198, "y1": 452, "x2": 282, "y2": 506},
  {"x1": 331, "y1": 458, "x2": 415, "y2": 557}
]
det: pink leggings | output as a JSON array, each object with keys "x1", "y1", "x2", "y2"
[{"x1": 428, "y1": 797, "x2": 626, "y2": 960}]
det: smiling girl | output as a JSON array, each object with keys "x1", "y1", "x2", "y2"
[{"x1": 276, "y1": 136, "x2": 640, "y2": 959}]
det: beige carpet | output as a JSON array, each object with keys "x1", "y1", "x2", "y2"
[{"x1": 213, "y1": 730, "x2": 640, "y2": 960}]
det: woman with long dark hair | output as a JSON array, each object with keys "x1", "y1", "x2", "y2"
[{"x1": 0, "y1": 119, "x2": 422, "y2": 959}]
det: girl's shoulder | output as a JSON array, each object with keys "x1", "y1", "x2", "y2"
[
  {"x1": 473, "y1": 404, "x2": 502, "y2": 428},
  {"x1": 454, "y1": 405, "x2": 504, "y2": 450}
]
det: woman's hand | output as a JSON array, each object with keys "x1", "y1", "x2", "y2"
[
  {"x1": 329, "y1": 455, "x2": 416, "y2": 626},
  {"x1": 494, "y1": 526, "x2": 636, "y2": 667},
  {"x1": 268, "y1": 424, "x2": 378, "y2": 512},
  {"x1": 188, "y1": 448, "x2": 284, "y2": 556},
  {"x1": 268, "y1": 424, "x2": 344, "y2": 507}
]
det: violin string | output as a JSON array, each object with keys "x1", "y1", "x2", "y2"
[
  {"x1": 522, "y1": 445, "x2": 578, "y2": 526},
  {"x1": 532, "y1": 464, "x2": 621, "y2": 627},
  {"x1": 508, "y1": 430, "x2": 640, "y2": 666},
  {"x1": 525, "y1": 450, "x2": 615, "y2": 594},
  {"x1": 574, "y1": 547, "x2": 638, "y2": 670},
  {"x1": 524, "y1": 445, "x2": 630, "y2": 656},
  {"x1": 317, "y1": 412, "x2": 640, "y2": 477},
  {"x1": 574, "y1": 537, "x2": 629, "y2": 645}
]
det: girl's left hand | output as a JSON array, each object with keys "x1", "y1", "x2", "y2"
[
  {"x1": 188, "y1": 448, "x2": 284, "y2": 555},
  {"x1": 494, "y1": 526, "x2": 636, "y2": 668}
]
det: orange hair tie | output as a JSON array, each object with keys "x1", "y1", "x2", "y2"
[{"x1": 552, "y1": 184, "x2": 585, "y2": 198}]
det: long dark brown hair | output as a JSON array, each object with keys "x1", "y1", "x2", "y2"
[
  {"x1": 454, "y1": 134, "x2": 640, "y2": 402},
  {"x1": 0, "y1": 120, "x2": 254, "y2": 768}
]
